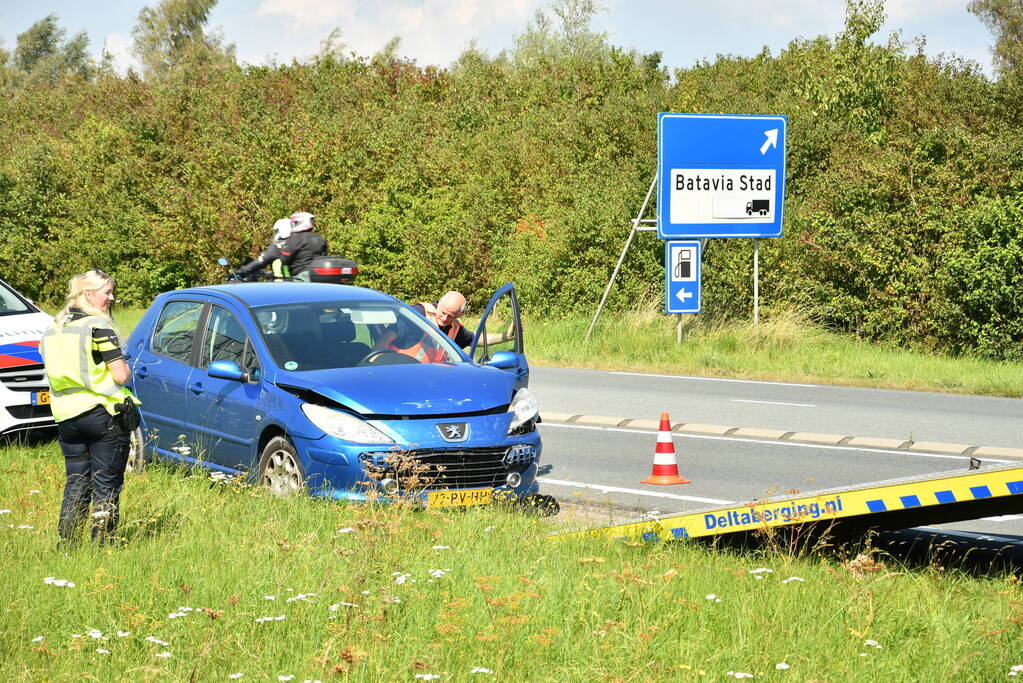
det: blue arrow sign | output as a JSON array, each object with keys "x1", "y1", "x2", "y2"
[
  {"x1": 665, "y1": 240, "x2": 701, "y2": 314},
  {"x1": 658, "y1": 113, "x2": 787, "y2": 239}
]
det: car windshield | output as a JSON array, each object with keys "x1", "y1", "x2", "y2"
[
  {"x1": 252, "y1": 300, "x2": 464, "y2": 371},
  {"x1": 0, "y1": 280, "x2": 36, "y2": 317}
]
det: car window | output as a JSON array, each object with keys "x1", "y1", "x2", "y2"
[
  {"x1": 253, "y1": 300, "x2": 462, "y2": 371},
  {"x1": 0, "y1": 280, "x2": 35, "y2": 316},
  {"x1": 201, "y1": 306, "x2": 259, "y2": 378},
  {"x1": 151, "y1": 300, "x2": 204, "y2": 364}
]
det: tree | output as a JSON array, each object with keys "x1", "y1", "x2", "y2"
[
  {"x1": 131, "y1": 0, "x2": 235, "y2": 80},
  {"x1": 10, "y1": 15, "x2": 92, "y2": 86},
  {"x1": 969, "y1": 0, "x2": 1023, "y2": 79}
]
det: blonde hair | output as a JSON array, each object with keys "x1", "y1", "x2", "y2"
[{"x1": 54, "y1": 270, "x2": 117, "y2": 329}]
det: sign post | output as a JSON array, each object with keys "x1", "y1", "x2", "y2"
[{"x1": 664, "y1": 240, "x2": 701, "y2": 314}]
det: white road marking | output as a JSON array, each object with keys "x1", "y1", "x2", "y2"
[
  {"x1": 610, "y1": 371, "x2": 818, "y2": 387},
  {"x1": 731, "y1": 399, "x2": 815, "y2": 408},
  {"x1": 538, "y1": 478, "x2": 733, "y2": 505},
  {"x1": 979, "y1": 514, "x2": 1023, "y2": 522},
  {"x1": 540, "y1": 422, "x2": 1012, "y2": 463}
]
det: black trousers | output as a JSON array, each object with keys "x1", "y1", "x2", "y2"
[{"x1": 56, "y1": 404, "x2": 130, "y2": 545}]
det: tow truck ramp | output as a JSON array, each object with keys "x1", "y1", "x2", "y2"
[{"x1": 553, "y1": 462, "x2": 1023, "y2": 543}]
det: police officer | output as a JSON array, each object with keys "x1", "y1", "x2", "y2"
[
  {"x1": 237, "y1": 212, "x2": 327, "y2": 282},
  {"x1": 40, "y1": 270, "x2": 140, "y2": 546}
]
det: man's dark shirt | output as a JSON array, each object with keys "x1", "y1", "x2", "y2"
[{"x1": 392, "y1": 303, "x2": 473, "y2": 349}]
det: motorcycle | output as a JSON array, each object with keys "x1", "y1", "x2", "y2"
[{"x1": 218, "y1": 256, "x2": 359, "y2": 285}]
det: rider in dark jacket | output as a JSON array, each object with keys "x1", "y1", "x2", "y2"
[{"x1": 236, "y1": 212, "x2": 326, "y2": 280}]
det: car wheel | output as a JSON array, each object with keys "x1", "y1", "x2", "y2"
[
  {"x1": 126, "y1": 427, "x2": 150, "y2": 474},
  {"x1": 257, "y1": 436, "x2": 305, "y2": 496}
]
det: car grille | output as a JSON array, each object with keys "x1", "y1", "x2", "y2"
[
  {"x1": 362, "y1": 446, "x2": 533, "y2": 491},
  {"x1": 0, "y1": 365, "x2": 48, "y2": 392}
]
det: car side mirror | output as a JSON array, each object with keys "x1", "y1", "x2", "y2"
[
  {"x1": 486, "y1": 350, "x2": 519, "y2": 369},
  {"x1": 208, "y1": 359, "x2": 249, "y2": 382}
]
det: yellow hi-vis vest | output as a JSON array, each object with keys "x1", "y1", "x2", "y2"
[{"x1": 40, "y1": 314, "x2": 139, "y2": 423}]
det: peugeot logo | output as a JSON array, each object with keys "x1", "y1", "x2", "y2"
[{"x1": 437, "y1": 422, "x2": 469, "y2": 442}]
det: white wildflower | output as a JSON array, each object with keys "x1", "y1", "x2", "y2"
[
  {"x1": 286, "y1": 593, "x2": 316, "y2": 603},
  {"x1": 484, "y1": 526, "x2": 495, "y2": 532},
  {"x1": 31, "y1": 636, "x2": 43, "y2": 642},
  {"x1": 29, "y1": 489, "x2": 41, "y2": 495},
  {"x1": 96, "y1": 648, "x2": 110, "y2": 655},
  {"x1": 91, "y1": 510, "x2": 111, "y2": 518},
  {"x1": 776, "y1": 662, "x2": 790, "y2": 670},
  {"x1": 0, "y1": 509, "x2": 11, "y2": 514},
  {"x1": 470, "y1": 667, "x2": 494, "y2": 674},
  {"x1": 748, "y1": 568, "x2": 773, "y2": 574},
  {"x1": 87, "y1": 629, "x2": 103, "y2": 639},
  {"x1": 394, "y1": 573, "x2": 412, "y2": 585},
  {"x1": 168, "y1": 612, "x2": 186, "y2": 619},
  {"x1": 415, "y1": 675, "x2": 441, "y2": 681},
  {"x1": 705, "y1": 594, "x2": 721, "y2": 602},
  {"x1": 263, "y1": 595, "x2": 276, "y2": 600},
  {"x1": 431, "y1": 545, "x2": 451, "y2": 550},
  {"x1": 155, "y1": 651, "x2": 172, "y2": 658},
  {"x1": 278, "y1": 676, "x2": 295, "y2": 682},
  {"x1": 337, "y1": 527, "x2": 355, "y2": 534},
  {"x1": 229, "y1": 674, "x2": 245, "y2": 680},
  {"x1": 864, "y1": 639, "x2": 882, "y2": 649},
  {"x1": 117, "y1": 631, "x2": 130, "y2": 637},
  {"x1": 145, "y1": 636, "x2": 169, "y2": 646},
  {"x1": 17, "y1": 524, "x2": 33, "y2": 529},
  {"x1": 382, "y1": 596, "x2": 401, "y2": 604},
  {"x1": 782, "y1": 576, "x2": 804, "y2": 584}
]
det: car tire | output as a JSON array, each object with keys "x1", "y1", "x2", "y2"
[
  {"x1": 126, "y1": 427, "x2": 150, "y2": 474},
  {"x1": 257, "y1": 436, "x2": 305, "y2": 496}
]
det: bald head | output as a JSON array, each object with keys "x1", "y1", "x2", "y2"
[{"x1": 435, "y1": 291, "x2": 466, "y2": 326}]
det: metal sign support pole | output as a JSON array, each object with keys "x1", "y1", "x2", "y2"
[
  {"x1": 585, "y1": 174, "x2": 658, "y2": 340},
  {"x1": 753, "y1": 238, "x2": 760, "y2": 326}
]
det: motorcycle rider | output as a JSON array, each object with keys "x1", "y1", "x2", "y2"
[
  {"x1": 236, "y1": 212, "x2": 327, "y2": 281},
  {"x1": 235, "y1": 218, "x2": 293, "y2": 280}
]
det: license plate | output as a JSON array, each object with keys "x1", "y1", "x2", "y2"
[
  {"x1": 426, "y1": 488, "x2": 493, "y2": 508},
  {"x1": 31, "y1": 391, "x2": 50, "y2": 406}
]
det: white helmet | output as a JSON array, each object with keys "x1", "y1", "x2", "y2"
[
  {"x1": 272, "y1": 218, "x2": 292, "y2": 241},
  {"x1": 289, "y1": 211, "x2": 315, "y2": 232}
]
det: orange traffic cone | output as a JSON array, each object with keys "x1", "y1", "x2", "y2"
[{"x1": 641, "y1": 413, "x2": 691, "y2": 485}]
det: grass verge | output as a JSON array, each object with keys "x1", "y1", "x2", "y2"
[
  {"x1": 525, "y1": 307, "x2": 1023, "y2": 398},
  {"x1": 3, "y1": 442, "x2": 1023, "y2": 681}
]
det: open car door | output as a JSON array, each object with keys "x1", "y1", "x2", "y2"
[{"x1": 468, "y1": 283, "x2": 528, "y2": 389}]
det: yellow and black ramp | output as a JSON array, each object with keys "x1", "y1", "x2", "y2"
[{"x1": 553, "y1": 463, "x2": 1023, "y2": 543}]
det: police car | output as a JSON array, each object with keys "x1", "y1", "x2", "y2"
[{"x1": 0, "y1": 278, "x2": 54, "y2": 436}]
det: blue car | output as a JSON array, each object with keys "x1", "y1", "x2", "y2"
[{"x1": 124, "y1": 282, "x2": 544, "y2": 508}]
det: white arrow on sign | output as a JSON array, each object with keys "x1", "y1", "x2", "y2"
[
  {"x1": 760, "y1": 129, "x2": 778, "y2": 155},
  {"x1": 675, "y1": 288, "x2": 693, "y2": 304}
]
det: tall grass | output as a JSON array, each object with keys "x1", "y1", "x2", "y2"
[
  {"x1": 525, "y1": 306, "x2": 1023, "y2": 397},
  {"x1": 3, "y1": 443, "x2": 1022, "y2": 681}
]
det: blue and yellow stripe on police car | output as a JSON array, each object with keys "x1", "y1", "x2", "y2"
[{"x1": 552, "y1": 464, "x2": 1023, "y2": 543}]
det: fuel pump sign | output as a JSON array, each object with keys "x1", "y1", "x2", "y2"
[{"x1": 665, "y1": 240, "x2": 701, "y2": 314}]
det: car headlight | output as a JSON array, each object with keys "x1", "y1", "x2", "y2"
[
  {"x1": 301, "y1": 403, "x2": 394, "y2": 444},
  {"x1": 507, "y1": 387, "x2": 539, "y2": 434}
]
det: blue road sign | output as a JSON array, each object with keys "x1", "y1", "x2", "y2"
[
  {"x1": 665, "y1": 240, "x2": 701, "y2": 314},
  {"x1": 658, "y1": 113, "x2": 787, "y2": 239}
]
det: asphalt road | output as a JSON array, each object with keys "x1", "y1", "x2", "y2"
[
  {"x1": 535, "y1": 421, "x2": 1023, "y2": 538},
  {"x1": 529, "y1": 366, "x2": 1023, "y2": 546},
  {"x1": 530, "y1": 366, "x2": 1023, "y2": 448}
]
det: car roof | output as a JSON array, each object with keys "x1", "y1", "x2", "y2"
[{"x1": 178, "y1": 283, "x2": 398, "y2": 308}]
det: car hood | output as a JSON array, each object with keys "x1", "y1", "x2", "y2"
[{"x1": 274, "y1": 362, "x2": 516, "y2": 416}]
